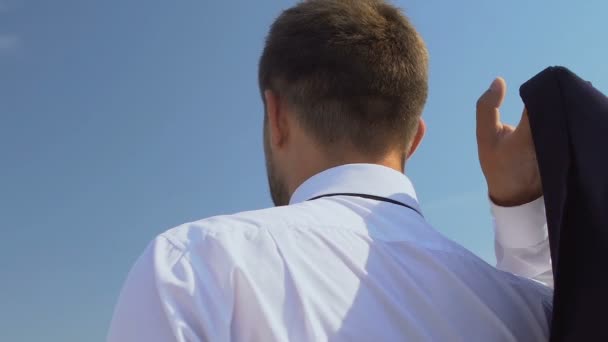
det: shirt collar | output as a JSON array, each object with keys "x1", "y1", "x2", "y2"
[{"x1": 289, "y1": 163, "x2": 421, "y2": 213}]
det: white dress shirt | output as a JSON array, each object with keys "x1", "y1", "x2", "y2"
[
  {"x1": 108, "y1": 164, "x2": 553, "y2": 342},
  {"x1": 492, "y1": 197, "x2": 553, "y2": 288}
]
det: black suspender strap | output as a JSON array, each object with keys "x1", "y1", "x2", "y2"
[{"x1": 308, "y1": 193, "x2": 423, "y2": 217}]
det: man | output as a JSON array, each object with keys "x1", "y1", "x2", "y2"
[{"x1": 108, "y1": 1, "x2": 553, "y2": 341}]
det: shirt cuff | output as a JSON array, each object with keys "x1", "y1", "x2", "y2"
[{"x1": 491, "y1": 196, "x2": 548, "y2": 248}]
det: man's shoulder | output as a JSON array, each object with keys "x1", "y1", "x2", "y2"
[{"x1": 159, "y1": 203, "x2": 310, "y2": 251}]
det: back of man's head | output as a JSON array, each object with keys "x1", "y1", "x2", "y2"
[{"x1": 259, "y1": 0, "x2": 429, "y2": 156}]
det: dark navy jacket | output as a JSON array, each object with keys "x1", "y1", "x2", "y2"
[{"x1": 520, "y1": 67, "x2": 608, "y2": 341}]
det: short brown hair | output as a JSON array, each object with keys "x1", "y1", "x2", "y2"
[{"x1": 259, "y1": 0, "x2": 428, "y2": 155}]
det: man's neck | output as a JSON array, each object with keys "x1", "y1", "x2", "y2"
[{"x1": 286, "y1": 153, "x2": 405, "y2": 201}]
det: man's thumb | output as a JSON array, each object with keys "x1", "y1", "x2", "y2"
[{"x1": 476, "y1": 77, "x2": 507, "y2": 145}]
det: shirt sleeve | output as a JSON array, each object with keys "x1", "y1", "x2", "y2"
[
  {"x1": 491, "y1": 197, "x2": 553, "y2": 288},
  {"x1": 107, "y1": 235, "x2": 231, "y2": 342}
]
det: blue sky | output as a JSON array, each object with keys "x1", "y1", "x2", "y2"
[{"x1": 1, "y1": 0, "x2": 607, "y2": 341}]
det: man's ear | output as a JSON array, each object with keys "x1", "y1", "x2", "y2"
[
  {"x1": 264, "y1": 89, "x2": 289, "y2": 148},
  {"x1": 406, "y1": 118, "x2": 426, "y2": 159}
]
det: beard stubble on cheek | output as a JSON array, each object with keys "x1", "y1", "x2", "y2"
[
  {"x1": 266, "y1": 159, "x2": 289, "y2": 207},
  {"x1": 264, "y1": 125, "x2": 290, "y2": 207}
]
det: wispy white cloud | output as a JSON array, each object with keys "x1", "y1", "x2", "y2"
[
  {"x1": 0, "y1": 34, "x2": 19, "y2": 53},
  {"x1": 0, "y1": 1, "x2": 22, "y2": 54}
]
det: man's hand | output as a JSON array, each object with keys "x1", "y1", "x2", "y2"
[{"x1": 476, "y1": 78, "x2": 542, "y2": 207}]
